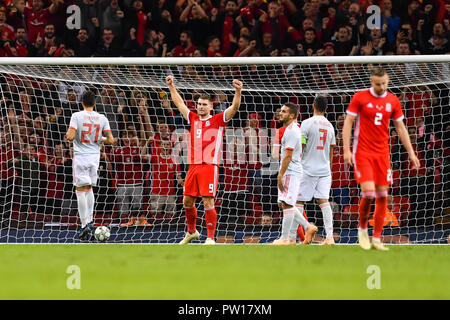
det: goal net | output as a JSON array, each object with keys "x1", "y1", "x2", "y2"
[{"x1": 0, "y1": 56, "x2": 448, "y2": 244}]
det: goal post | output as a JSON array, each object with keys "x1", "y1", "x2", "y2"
[{"x1": 0, "y1": 55, "x2": 448, "y2": 244}]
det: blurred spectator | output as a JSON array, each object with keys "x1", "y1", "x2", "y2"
[
  {"x1": 172, "y1": 30, "x2": 196, "y2": 57},
  {"x1": 33, "y1": 23, "x2": 64, "y2": 56},
  {"x1": 330, "y1": 125, "x2": 352, "y2": 213},
  {"x1": 332, "y1": 25, "x2": 358, "y2": 56},
  {"x1": 149, "y1": 138, "x2": 183, "y2": 221},
  {"x1": 43, "y1": 142, "x2": 70, "y2": 219},
  {"x1": 112, "y1": 130, "x2": 149, "y2": 226},
  {"x1": 16, "y1": 0, "x2": 63, "y2": 45},
  {"x1": 122, "y1": 0, "x2": 150, "y2": 46},
  {"x1": 99, "y1": 0, "x2": 125, "y2": 42},
  {"x1": 5, "y1": 26, "x2": 31, "y2": 57},
  {"x1": 381, "y1": 0, "x2": 401, "y2": 44},
  {"x1": 300, "y1": 27, "x2": 322, "y2": 56},
  {"x1": 93, "y1": 27, "x2": 122, "y2": 56},
  {"x1": 180, "y1": 0, "x2": 211, "y2": 47},
  {"x1": 244, "y1": 113, "x2": 265, "y2": 206},
  {"x1": 73, "y1": 0, "x2": 100, "y2": 43},
  {"x1": 400, "y1": 85, "x2": 437, "y2": 127},
  {"x1": 221, "y1": 130, "x2": 249, "y2": 225},
  {"x1": 7, "y1": 144, "x2": 45, "y2": 218},
  {"x1": 399, "y1": 126, "x2": 429, "y2": 225},
  {"x1": 72, "y1": 27, "x2": 98, "y2": 57},
  {"x1": 211, "y1": 0, "x2": 240, "y2": 56}
]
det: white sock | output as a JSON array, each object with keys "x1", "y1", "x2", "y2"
[
  {"x1": 288, "y1": 204, "x2": 304, "y2": 239},
  {"x1": 281, "y1": 208, "x2": 296, "y2": 239},
  {"x1": 319, "y1": 202, "x2": 333, "y2": 239},
  {"x1": 85, "y1": 188, "x2": 94, "y2": 225},
  {"x1": 294, "y1": 204, "x2": 309, "y2": 230},
  {"x1": 76, "y1": 191, "x2": 88, "y2": 228}
]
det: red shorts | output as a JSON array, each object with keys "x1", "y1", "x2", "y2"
[
  {"x1": 183, "y1": 164, "x2": 219, "y2": 198},
  {"x1": 354, "y1": 153, "x2": 392, "y2": 186}
]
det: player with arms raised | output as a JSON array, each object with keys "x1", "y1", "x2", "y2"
[
  {"x1": 273, "y1": 103, "x2": 317, "y2": 245},
  {"x1": 295, "y1": 95, "x2": 336, "y2": 245},
  {"x1": 343, "y1": 67, "x2": 420, "y2": 250},
  {"x1": 166, "y1": 75, "x2": 243, "y2": 245},
  {"x1": 65, "y1": 90, "x2": 115, "y2": 241}
]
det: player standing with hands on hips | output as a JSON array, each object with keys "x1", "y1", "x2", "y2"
[
  {"x1": 65, "y1": 90, "x2": 116, "y2": 241},
  {"x1": 166, "y1": 75, "x2": 243, "y2": 245},
  {"x1": 342, "y1": 67, "x2": 420, "y2": 251}
]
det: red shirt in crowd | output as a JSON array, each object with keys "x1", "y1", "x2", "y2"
[
  {"x1": 23, "y1": 6, "x2": 51, "y2": 44},
  {"x1": 150, "y1": 154, "x2": 180, "y2": 195},
  {"x1": 113, "y1": 146, "x2": 146, "y2": 185}
]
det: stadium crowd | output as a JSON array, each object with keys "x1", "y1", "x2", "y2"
[
  {"x1": 0, "y1": 0, "x2": 448, "y2": 58},
  {"x1": 0, "y1": 0, "x2": 449, "y2": 230}
]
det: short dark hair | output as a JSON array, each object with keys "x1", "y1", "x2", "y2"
[
  {"x1": 81, "y1": 90, "x2": 96, "y2": 107},
  {"x1": 283, "y1": 102, "x2": 299, "y2": 119},
  {"x1": 313, "y1": 95, "x2": 328, "y2": 113},
  {"x1": 371, "y1": 66, "x2": 388, "y2": 77},
  {"x1": 198, "y1": 94, "x2": 213, "y2": 102}
]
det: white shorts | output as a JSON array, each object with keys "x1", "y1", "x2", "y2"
[
  {"x1": 297, "y1": 174, "x2": 331, "y2": 202},
  {"x1": 277, "y1": 174, "x2": 301, "y2": 206},
  {"x1": 73, "y1": 154, "x2": 100, "y2": 187}
]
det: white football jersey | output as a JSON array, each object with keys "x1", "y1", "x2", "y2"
[
  {"x1": 280, "y1": 121, "x2": 303, "y2": 176},
  {"x1": 69, "y1": 110, "x2": 111, "y2": 155},
  {"x1": 301, "y1": 115, "x2": 336, "y2": 176}
]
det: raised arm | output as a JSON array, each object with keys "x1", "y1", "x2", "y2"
[
  {"x1": 224, "y1": 79, "x2": 243, "y2": 122},
  {"x1": 393, "y1": 119, "x2": 420, "y2": 170},
  {"x1": 165, "y1": 75, "x2": 190, "y2": 121}
]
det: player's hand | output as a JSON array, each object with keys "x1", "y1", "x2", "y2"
[
  {"x1": 409, "y1": 152, "x2": 420, "y2": 170},
  {"x1": 232, "y1": 79, "x2": 243, "y2": 92},
  {"x1": 165, "y1": 75, "x2": 174, "y2": 87},
  {"x1": 277, "y1": 174, "x2": 285, "y2": 193},
  {"x1": 344, "y1": 150, "x2": 353, "y2": 167}
]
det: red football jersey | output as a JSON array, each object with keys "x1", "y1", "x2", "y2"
[
  {"x1": 346, "y1": 88, "x2": 404, "y2": 157},
  {"x1": 113, "y1": 146, "x2": 145, "y2": 184},
  {"x1": 150, "y1": 154, "x2": 180, "y2": 195},
  {"x1": 187, "y1": 111, "x2": 228, "y2": 165}
]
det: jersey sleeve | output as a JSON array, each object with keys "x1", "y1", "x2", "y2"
[
  {"x1": 187, "y1": 110, "x2": 198, "y2": 125},
  {"x1": 300, "y1": 121, "x2": 309, "y2": 143},
  {"x1": 346, "y1": 92, "x2": 361, "y2": 117},
  {"x1": 284, "y1": 128, "x2": 298, "y2": 151},
  {"x1": 69, "y1": 113, "x2": 78, "y2": 131},
  {"x1": 330, "y1": 127, "x2": 336, "y2": 146},
  {"x1": 391, "y1": 96, "x2": 404, "y2": 122},
  {"x1": 215, "y1": 112, "x2": 228, "y2": 126}
]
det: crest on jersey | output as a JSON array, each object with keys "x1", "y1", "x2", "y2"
[
  {"x1": 386, "y1": 103, "x2": 392, "y2": 112},
  {"x1": 375, "y1": 104, "x2": 383, "y2": 110},
  {"x1": 205, "y1": 121, "x2": 210, "y2": 127}
]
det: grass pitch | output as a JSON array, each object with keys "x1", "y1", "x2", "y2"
[{"x1": 0, "y1": 244, "x2": 448, "y2": 300}]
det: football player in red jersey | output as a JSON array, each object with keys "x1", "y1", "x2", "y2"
[
  {"x1": 342, "y1": 67, "x2": 420, "y2": 250},
  {"x1": 166, "y1": 75, "x2": 243, "y2": 244}
]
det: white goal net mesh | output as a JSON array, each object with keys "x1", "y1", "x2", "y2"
[{"x1": 0, "y1": 58, "x2": 449, "y2": 244}]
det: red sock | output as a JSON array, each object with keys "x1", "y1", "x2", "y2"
[
  {"x1": 184, "y1": 206, "x2": 197, "y2": 234},
  {"x1": 296, "y1": 207, "x2": 308, "y2": 242},
  {"x1": 204, "y1": 207, "x2": 217, "y2": 239},
  {"x1": 359, "y1": 191, "x2": 375, "y2": 229},
  {"x1": 297, "y1": 225, "x2": 305, "y2": 242},
  {"x1": 373, "y1": 190, "x2": 388, "y2": 239}
]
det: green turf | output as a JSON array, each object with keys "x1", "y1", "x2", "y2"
[{"x1": 0, "y1": 244, "x2": 448, "y2": 300}]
